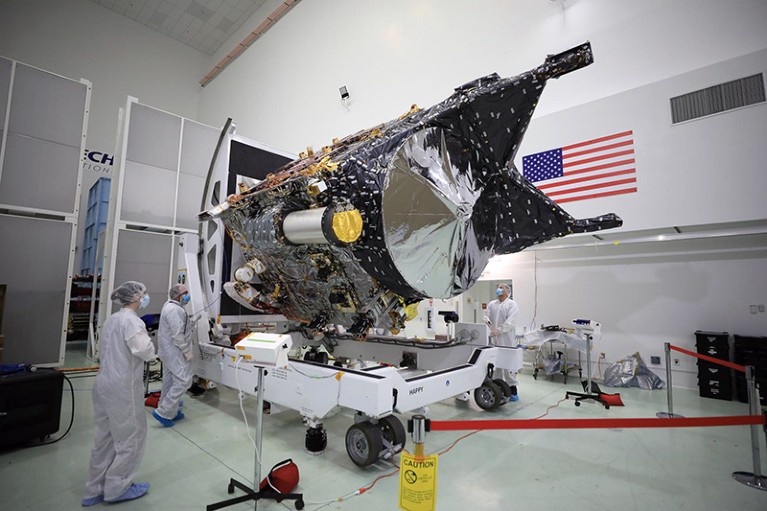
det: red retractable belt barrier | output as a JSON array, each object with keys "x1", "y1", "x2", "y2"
[
  {"x1": 429, "y1": 414, "x2": 765, "y2": 432},
  {"x1": 669, "y1": 344, "x2": 746, "y2": 372}
]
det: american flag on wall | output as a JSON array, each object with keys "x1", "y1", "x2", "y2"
[{"x1": 522, "y1": 130, "x2": 636, "y2": 204}]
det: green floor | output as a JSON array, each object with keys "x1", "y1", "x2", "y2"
[{"x1": 1, "y1": 342, "x2": 766, "y2": 510}]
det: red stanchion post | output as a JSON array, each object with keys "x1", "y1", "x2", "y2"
[
  {"x1": 732, "y1": 365, "x2": 767, "y2": 491},
  {"x1": 657, "y1": 342, "x2": 684, "y2": 419}
]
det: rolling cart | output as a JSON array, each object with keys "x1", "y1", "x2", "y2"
[{"x1": 532, "y1": 338, "x2": 582, "y2": 384}]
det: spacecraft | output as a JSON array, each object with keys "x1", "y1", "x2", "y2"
[{"x1": 201, "y1": 42, "x2": 622, "y2": 338}]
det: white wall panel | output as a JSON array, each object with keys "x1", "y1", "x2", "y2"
[
  {"x1": 120, "y1": 159, "x2": 176, "y2": 226},
  {"x1": 99, "y1": 99, "x2": 219, "y2": 340},
  {"x1": 0, "y1": 56, "x2": 89, "y2": 366},
  {"x1": 8, "y1": 63, "x2": 86, "y2": 149},
  {"x1": 178, "y1": 120, "x2": 219, "y2": 229},
  {"x1": 0, "y1": 133, "x2": 80, "y2": 212},
  {"x1": 112, "y1": 229, "x2": 175, "y2": 315},
  {"x1": 126, "y1": 103, "x2": 182, "y2": 171},
  {"x1": 0, "y1": 215, "x2": 73, "y2": 365}
]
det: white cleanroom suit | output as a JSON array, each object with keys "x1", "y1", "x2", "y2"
[
  {"x1": 84, "y1": 307, "x2": 155, "y2": 501},
  {"x1": 483, "y1": 296, "x2": 520, "y2": 386},
  {"x1": 155, "y1": 299, "x2": 194, "y2": 420}
]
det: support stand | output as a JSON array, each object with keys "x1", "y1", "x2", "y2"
[
  {"x1": 207, "y1": 367, "x2": 305, "y2": 510},
  {"x1": 656, "y1": 342, "x2": 684, "y2": 419},
  {"x1": 565, "y1": 323, "x2": 610, "y2": 409},
  {"x1": 732, "y1": 365, "x2": 767, "y2": 492}
]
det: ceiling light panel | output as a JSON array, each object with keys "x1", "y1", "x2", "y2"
[{"x1": 89, "y1": 0, "x2": 267, "y2": 55}]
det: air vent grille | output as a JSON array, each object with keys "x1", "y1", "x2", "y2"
[{"x1": 670, "y1": 73, "x2": 765, "y2": 124}]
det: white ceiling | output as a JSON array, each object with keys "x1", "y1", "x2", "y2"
[{"x1": 89, "y1": 0, "x2": 266, "y2": 56}]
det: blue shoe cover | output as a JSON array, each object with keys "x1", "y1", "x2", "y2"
[
  {"x1": 81, "y1": 495, "x2": 103, "y2": 507},
  {"x1": 510, "y1": 394, "x2": 520, "y2": 402},
  {"x1": 152, "y1": 410, "x2": 174, "y2": 427},
  {"x1": 178, "y1": 400, "x2": 184, "y2": 409},
  {"x1": 173, "y1": 410, "x2": 185, "y2": 421},
  {"x1": 105, "y1": 483, "x2": 149, "y2": 503}
]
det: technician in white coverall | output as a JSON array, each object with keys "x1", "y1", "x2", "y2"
[
  {"x1": 83, "y1": 281, "x2": 155, "y2": 506},
  {"x1": 152, "y1": 283, "x2": 194, "y2": 427},
  {"x1": 483, "y1": 283, "x2": 520, "y2": 401}
]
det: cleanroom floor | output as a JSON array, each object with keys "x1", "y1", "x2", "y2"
[{"x1": 1, "y1": 342, "x2": 766, "y2": 511}]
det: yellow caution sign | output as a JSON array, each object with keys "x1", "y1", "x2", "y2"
[{"x1": 398, "y1": 452, "x2": 438, "y2": 511}]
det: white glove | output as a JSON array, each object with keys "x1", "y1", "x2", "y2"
[
  {"x1": 490, "y1": 328, "x2": 501, "y2": 338},
  {"x1": 184, "y1": 351, "x2": 193, "y2": 362}
]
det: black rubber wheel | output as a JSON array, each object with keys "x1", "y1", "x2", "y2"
[
  {"x1": 605, "y1": 405, "x2": 610, "y2": 410},
  {"x1": 305, "y1": 425, "x2": 327, "y2": 453},
  {"x1": 574, "y1": 401, "x2": 581, "y2": 407},
  {"x1": 345, "y1": 421, "x2": 383, "y2": 467},
  {"x1": 533, "y1": 369, "x2": 538, "y2": 380},
  {"x1": 492, "y1": 379, "x2": 512, "y2": 400},
  {"x1": 474, "y1": 381, "x2": 503, "y2": 410},
  {"x1": 378, "y1": 415, "x2": 406, "y2": 451},
  {"x1": 296, "y1": 499, "x2": 305, "y2": 510}
]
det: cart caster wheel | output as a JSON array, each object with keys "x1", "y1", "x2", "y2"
[
  {"x1": 474, "y1": 381, "x2": 503, "y2": 411},
  {"x1": 574, "y1": 401, "x2": 581, "y2": 407},
  {"x1": 563, "y1": 376, "x2": 567, "y2": 384},
  {"x1": 533, "y1": 370, "x2": 538, "y2": 380},
  {"x1": 227, "y1": 483, "x2": 234, "y2": 494},
  {"x1": 296, "y1": 499, "x2": 305, "y2": 510},
  {"x1": 306, "y1": 424, "x2": 327, "y2": 453},
  {"x1": 605, "y1": 405, "x2": 610, "y2": 410}
]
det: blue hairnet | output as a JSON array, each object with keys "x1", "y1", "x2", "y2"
[
  {"x1": 110, "y1": 281, "x2": 146, "y2": 305},
  {"x1": 169, "y1": 284, "x2": 187, "y2": 301}
]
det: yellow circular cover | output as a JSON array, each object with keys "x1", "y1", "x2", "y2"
[{"x1": 331, "y1": 210, "x2": 363, "y2": 243}]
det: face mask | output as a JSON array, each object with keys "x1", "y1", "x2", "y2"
[
  {"x1": 181, "y1": 294, "x2": 190, "y2": 305},
  {"x1": 139, "y1": 294, "x2": 150, "y2": 310},
  {"x1": 495, "y1": 288, "x2": 503, "y2": 297}
]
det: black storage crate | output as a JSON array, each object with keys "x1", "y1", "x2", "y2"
[
  {"x1": 0, "y1": 368, "x2": 64, "y2": 449},
  {"x1": 697, "y1": 363, "x2": 733, "y2": 400},
  {"x1": 694, "y1": 331, "x2": 732, "y2": 401},
  {"x1": 735, "y1": 374, "x2": 767, "y2": 405},
  {"x1": 695, "y1": 331, "x2": 729, "y2": 357},
  {"x1": 733, "y1": 335, "x2": 767, "y2": 405},
  {"x1": 699, "y1": 383, "x2": 731, "y2": 400},
  {"x1": 696, "y1": 359, "x2": 730, "y2": 376},
  {"x1": 733, "y1": 335, "x2": 767, "y2": 353}
]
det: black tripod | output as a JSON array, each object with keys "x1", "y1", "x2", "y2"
[
  {"x1": 564, "y1": 322, "x2": 610, "y2": 409},
  {"x1": 207, "y1": 366, "x2": 304, "y2": 510},
  {"x1": 207, "y1": 478, "x2": 304, "y2": 510},
  {"x1": 565, "y1": 380, "x2": 612, "y2": 409}
]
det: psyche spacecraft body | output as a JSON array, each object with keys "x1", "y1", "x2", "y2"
[{"x1": 202, "y1": 42, "x2": 622, "y2": 338}]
